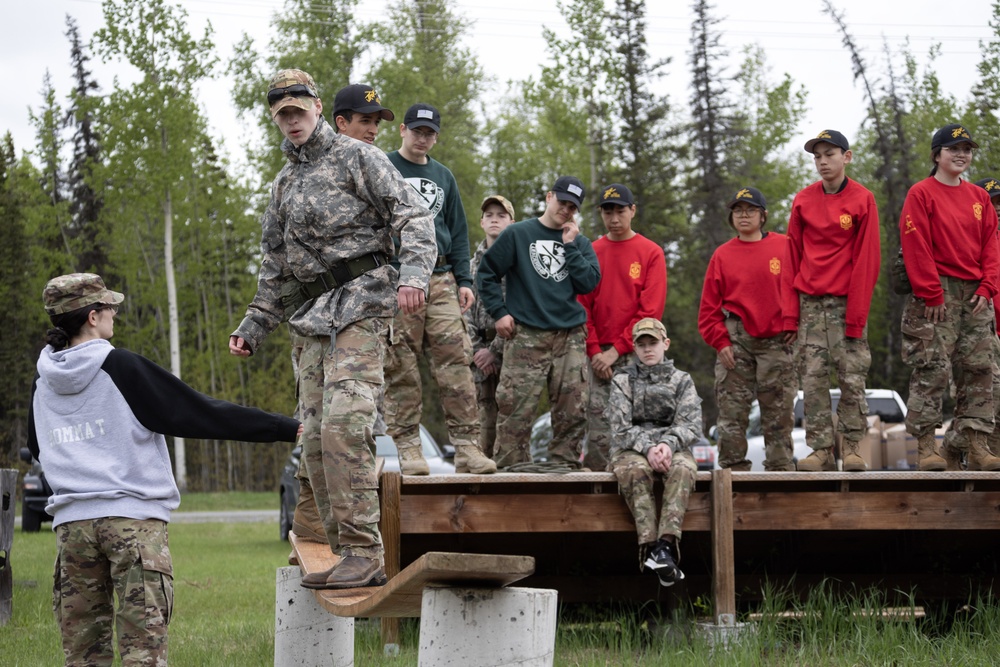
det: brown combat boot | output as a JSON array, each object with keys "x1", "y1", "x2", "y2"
[
  {"x1": 841, "y1": 439, "x2": 868, "y2": 472},
  {"x1": 454, "y1": 444, "x2": 497, "y2": 474},
  {"x1": 396, "y1": 442, "x2": 430, "y2": 475},
  {"x1": 796, "y1": 447, "x2": 836, "y2": 472},
  {"x1": 966, "y1": 430, "x2": 1000, "y2": 471},
  {"x1": 917, "y1": 434, "x2": 947, "y2": 471},
  {"x1": 300, "y1": 556, "x2": 387, "y2": 590}
]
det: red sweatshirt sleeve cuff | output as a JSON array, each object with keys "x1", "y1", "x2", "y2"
[
  {"x1": 782, "y1": 317, "x2": 799, "y2": 332},
  {"x1": 845, "y1": 324, "x2": 864, "y2": 339},
  {"x1": 586, "y1": 343, "x2": 602, "y2": 357}
]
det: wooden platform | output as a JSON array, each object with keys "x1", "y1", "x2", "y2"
[
  {"x1": 378, "y1": 468, "x2": 1000, "y2": 622},
  {"x1": 290, "y1": 532, "x2": 534, "y2": 618}
]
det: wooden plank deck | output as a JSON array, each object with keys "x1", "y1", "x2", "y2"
[{"x1": 378, "y1": 469, "x2": 1000, "y2": 616}]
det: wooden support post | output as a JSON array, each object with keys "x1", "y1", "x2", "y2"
[
  {"x1": 710, "y1": 468, "x2": 735, "y2": 624},
  {"x1": 379, "y1": 471, "x2": 402, "y2": 651},
  {"x1": 0, "y1": 469, "x2": 18, "y2": 626}
]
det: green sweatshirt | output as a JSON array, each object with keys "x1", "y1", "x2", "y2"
[
  {"x1": 387, "y1": 151, "x2": 472, "y2": 288},
  {"x1": 477, "y1": 218, "x2": 601, "y2": 330}
]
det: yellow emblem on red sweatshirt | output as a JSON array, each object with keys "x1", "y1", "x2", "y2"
[
  {"x1": 629, "y1": 262, "x2": 641, "y2": 279},
  {"x1": 769, "y1": 257, "x2": 781, "y2": 275},
  {"x1": 840, "y1": 214, "x2": 853, "y2": 230},
  {"x1": 973, "y1": 203, "x2": 983, "y2": 221}
]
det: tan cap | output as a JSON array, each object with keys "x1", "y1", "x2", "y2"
[
  {"x1": 632, "y1": 317, "x2": 667, "y2": 342},
  {"x1": 43, "y1": 273, "x2": 124, "y2": 315},
  {"x1": 267, "y1": 69, "x2": 319, "y2": 118},
  {"x1": 481, "y1": 195, "x2": 515, "y2": 219}
]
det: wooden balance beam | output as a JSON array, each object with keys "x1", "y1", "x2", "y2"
[{"x1": 289, "y1": 532, "x2": 535, "y2": 618}]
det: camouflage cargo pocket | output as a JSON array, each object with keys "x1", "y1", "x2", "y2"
[
  {"x1": 123, "y1": 542, "x2": 174, "y2": 629},
  {"x1": 900, "y1": 298, "x2": 935, "y2": 368}
]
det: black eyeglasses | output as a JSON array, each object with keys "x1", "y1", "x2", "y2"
[{"x1": 267, "y1": 84, "x2": 315, "y2": 106}]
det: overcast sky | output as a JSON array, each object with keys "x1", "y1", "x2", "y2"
[{"x1": 2, "y1": 0, "x2": 993, "y2": 167}]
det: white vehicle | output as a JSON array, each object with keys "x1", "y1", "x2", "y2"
[{"x1": 743, "y1": 389, "x2": 907, "y2": 470}]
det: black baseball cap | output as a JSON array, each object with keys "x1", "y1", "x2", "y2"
[
  {"x1": 403, "y1": 103, "x2": 441, "y2": 132},
  {"x1": 932, "y1": 124, "x2": 978, "y2": 150},
  {"x1": 804, "y1": 129, "x2": 850, "y2": 153},
  {"x1": 976, "y1": 177, "x2": 1000, "y2": 199},
  {"x1": 597, "y1": 183, "x2": 635, "y2": 207},
  {"x1": 552, "y1": 176, "x2": 585, "y2": 208},
  {"x1": 332, "y1": 84, "x2": 394, "y2": 121},
  {"x1": 727, "y1": 187, "x2": 767, "y2": 210}
]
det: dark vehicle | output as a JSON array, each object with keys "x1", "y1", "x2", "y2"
[
  {"x1": 278, "y1": 425, "x2": 454, "y2": 540},
  {"x1": 528, "y1": 411, "x2": 716, "y2": 471},
  {"x1": 18, "y1": 447, "x2": 53, "y2": 532}
]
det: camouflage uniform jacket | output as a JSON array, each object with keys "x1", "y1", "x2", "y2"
[
  {"x1": 233, "y1": 119, "x2": 436, "y2": 351},
  {"x1": 464, "y1": 238, "x2": 505, "y2": 382},
  {"x1": 607, "y1": 359, "x2": 703, "y2": 457}
]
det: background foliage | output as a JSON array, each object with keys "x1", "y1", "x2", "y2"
[{"x1": 3, "y1": 0, "x2": 999, "y2": 489}]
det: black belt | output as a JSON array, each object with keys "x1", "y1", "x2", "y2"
[
  {"x1": 725, "y1": 312, "x2": 741, "y2": 321},
  {"x1": 435, "y1": 256, "x2": 448, "y2": 268},
  {"x1": 301, "y1": 252, "x2": 389, "y2": 300}
]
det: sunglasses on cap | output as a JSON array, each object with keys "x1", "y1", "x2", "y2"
[{"x1": 267, "y1": 84, "x2": 316, "y2": 106}]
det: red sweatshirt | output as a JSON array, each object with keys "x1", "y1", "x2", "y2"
[
  {"x1": 579, "y1": 233, "x2": 667, "y2": 357},
  {"x1": 899, "y1": 177, "x2": 1000, "y2": 306},
  {"x1": 781, "y1": 178, "x2": 881, "y2": 338},
  {"x1": 699, "y1": 232, "x2": 788, "y2": 351}
]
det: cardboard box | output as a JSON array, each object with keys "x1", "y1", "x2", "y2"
[{"x1": 882, "y1": 424, "x2": 910, "y2": 470}]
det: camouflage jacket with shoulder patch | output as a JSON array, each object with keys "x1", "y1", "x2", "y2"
[{"x1": 233, "y1": 119, "x2": 436, "y2": 351}]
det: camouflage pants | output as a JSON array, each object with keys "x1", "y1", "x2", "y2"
[
  {"x1": 797, "y1": 294, "x2": 871, "y2": 449},
  {"x1": 584, "y1": 350, "x2": 632, "y2": 472},
  {"x1": 902, "y1": 277, "x2": 995, "y2": 437},
  {"x1": 475, "y1": 371, "x2": 500, "y2": 459},
  {"x1": 715, "y1": 318, "x2": 794, "y2": 470},
  {"x1": 945, "y1": 335, "x2": 1000, "y2": 453},
  {"x1": 384, "y1": 272, "x2": 478, "y2": 450},
  {"x1": 299, "y1": 318, "x2": 387, "y2": 559},
  {"x1": 611, "y1": 448, "x2": 697, "y2": 545},
  {"x1": 288, "y1": 328, "x2": 325, "y2": 543},
  {"x1": 53, "y1": 518, "x2": 172, "y2": 667},
  {"x1": 494, "y1": 325, "x2": 589, "y2": 467}
]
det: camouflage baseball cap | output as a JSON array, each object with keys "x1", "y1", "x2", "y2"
[
  {"x1": 632, "y1": 317, "x2": 667, "y2": 343},
  {"x1": 481, "y1": 195, "x2": 515, "y2": 219},
  {"x1": 267, "y1": 69, "x2": 319, "y2": 118},
  {"x1": 43, "y1": 273, "x2": 124, "y2": 316}
]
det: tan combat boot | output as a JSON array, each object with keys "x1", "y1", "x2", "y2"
[
  {"x1": 292, "y1": 477, "x2": 327, "y2": 542},
  {"x1": 454, "y1": 444, "x2": 498, "y2": 474},
  {"x1": 796, "y1": 447, "x2": 836, "y2": 472},
  {"x1": 396, "y1": 442, "x2": 430, "y2": 475},
  {"x1": 916, "y1": 434, "x2": 946, "y2": 471},
  {"x1": 841, "y1": 439, "x2": 868, "y2": 472},
  {"x1": 300, "y1": 556, "x2": 387, "y2": 590},
  {"x1": 942, "y1": 443, "x2": 963, "y2": 471},
  {"x1": 966, "y1": 430, "x2": 1000, "y2": 471}
]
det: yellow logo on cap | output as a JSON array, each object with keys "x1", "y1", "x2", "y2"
[
  {"x1": 952, "y1": 127, "x2": 970, "y2": 139},
  {"x1": 736, "y1": 188, "x2": 752, "y2": 199},
  {"x1": 840, "y1": 214, "x2": 853, "y2": 230},
  {"x1": 603, "y1": 187, "x2": 621, "y2": 200},
  {"x1": 769, "y1": 257, "x2": 781, "y2": 275},
  {"x1": 987, "y1": 180, "x2": 1000, "y2": 192},
  {"x1": 904, "y1": 214, "x2": 916, "y2": 234},
  {"x1": 974, "y1": 203, "x2": 983, "y2": 221},
  {"x1": 365, "y1": 89, "x2": 378, "y2": 103},
  {"x1": 817, "y1": 131, "x2": 832, "y2": 139},
  {"x1": 629, "y1": 262, "x2": 641, "y2": 279}
]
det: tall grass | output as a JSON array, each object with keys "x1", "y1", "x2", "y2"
[{"x1": 4, "y1": 522, "x2": 999, "y2": 666}]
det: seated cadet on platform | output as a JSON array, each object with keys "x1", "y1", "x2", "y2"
[{"x1": 608, "y1": 318, "x2": 702, "y2": 587}]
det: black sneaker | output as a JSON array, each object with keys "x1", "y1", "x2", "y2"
[{"x1": 644, "y1": 540, "x2": 685, "y2": 587}]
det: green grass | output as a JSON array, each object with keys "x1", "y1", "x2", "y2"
[
  {"x1": 5, "y1": 521, "x2": 1000, "y2": 665},
  {"x1": 177, "y1": 491, "x2": 278, "y2": 512}
]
